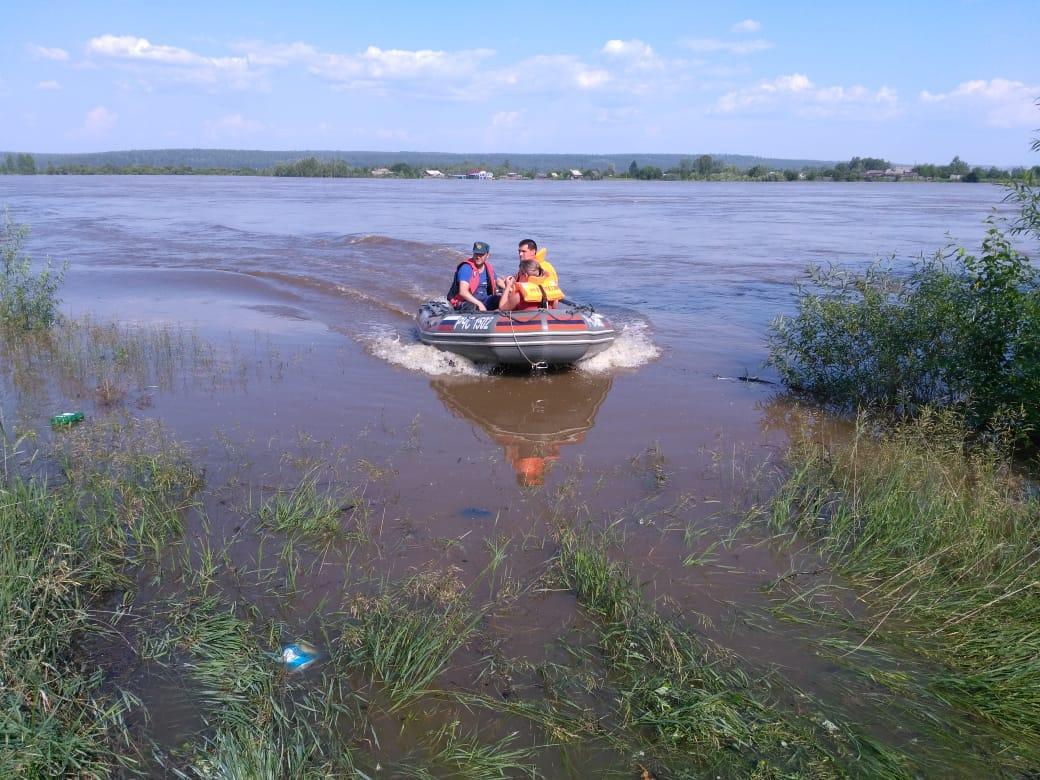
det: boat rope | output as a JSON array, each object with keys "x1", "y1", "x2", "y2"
[{"x1": 501, "y1": 310, "x2": 547, "y2": 371}]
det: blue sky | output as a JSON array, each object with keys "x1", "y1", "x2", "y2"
[{"x1": 3, "y1": 0, "x2": 1038, "y2": 164}]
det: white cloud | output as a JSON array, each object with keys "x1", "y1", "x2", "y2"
[
  {"x1": 89, "y1": 34, "x2": 206, "y2": 64},
  {"x1": 236, "y1": 41, "x2": 318, "y2": 67},
  {"x1": 731, "y1": 19, "x2": 762, "y2": 33},
  {"x1": 234, "y1": 39, "x2": 494, "y2": 93},
  {"x1": 239, "y1": 39, "x2": 643, "y2": 99},
  {"x1": 204, "y1": 113, "x2": 264, "y2": 138},
  {"x1": 75, "y1": 105, "x2": 117, "y2": 137},
  {"x1": 600, "y1": 38, "x2": 664, "y2": 78},
  {"x1": 683, "y1": 38, "x2": 772, "y2": 55},
  {"x1": 28, "y1": 44, "x2": 69, "y2": 61},
  {"x1": 602, "y1": 39, "x2": 654, "y2": 59},
  {"x1": 715, "y1": 73, "x2": 898, "y2": 119},
  {"x1": 920, "y1": 78, "x2": 1040, "y2": 128},
  {"x1": 77, "y1": 34, "x2": 704, "y2": 106},
  {"x1": 577, "y1": 67, "x2": 611, "y2": 89},
  {"x1": 36, "y1": 80, "x2": 62, "y2": 91},
  {"x1": 476, "y1": 54, "x2": 612, "y2": 97},
  {"x1": 86, "y1": 34, "x2": 257, "y2": 88},
  {"x1": 316, "y1": 45, "x2": 493, "y2": 82},
  {"x1": 115, "y1": 77, "x2": 155, "y2": 93}
]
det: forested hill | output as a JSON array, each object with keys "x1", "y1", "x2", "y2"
[{"x1": 9, "y1": 148, "x2": 833, "y2": 174}]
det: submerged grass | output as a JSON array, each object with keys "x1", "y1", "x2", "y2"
[
  {"x1": 769, "y1": 409, "x2": 1040, "y2": 768},
  {"x1": 552, "y1": 523, "x2": 911, "y2": 778},
  {"x1": 140, "y1": 556, "x2": 543, "y2": 778},
  {"x1": 0, "y1": 315, "x2": 213, "y2": 421},
  {"x1": 399, "y1": 721, "x2": 538, "y2": 779},
  {"x1": 341, "y1": 567, "x2": 483, "y2": 711},
  {"x1": 144, "y1": 595, "x2": 351, "y2": 778},
  {"x1": 0, "y1": 416, "x2": 203, "y2": 777},
  {"x1": 0, "y1": 477, "x2": 136, "y2": 778},
  {"x1": 258, "y1": 470, "x2": 360, "y2": 539}
]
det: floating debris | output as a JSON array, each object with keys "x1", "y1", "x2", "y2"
[
  {"x1": 713, "y1": 374, "x2": 776, "y2": 385},
  {"x1": 280, "y1": 641, "x2": 319, "y2": 672},
  {"x1": 49, "y1": 411, "x2": 85, "y2": 427}
]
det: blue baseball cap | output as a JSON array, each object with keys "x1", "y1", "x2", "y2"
[{"x1": 472, "y1": 241, "x2": 490, "y2": 255}]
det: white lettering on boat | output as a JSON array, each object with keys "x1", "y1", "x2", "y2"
[{"x1": 454, "y1": 316, "x2": 496, "y2": 332}]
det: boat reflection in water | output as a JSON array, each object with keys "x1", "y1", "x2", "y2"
[{"x1": 431, "y1": 373, "x2": 613, "y2": 486}]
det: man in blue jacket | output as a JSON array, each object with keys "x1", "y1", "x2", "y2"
[{"x1": 447, "y1": 241, "x2": 504, "y2": 311}]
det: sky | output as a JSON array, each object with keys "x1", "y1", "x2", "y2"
[{"x1": 2, "y1": 0, "x2": 1038, "y2": 165}]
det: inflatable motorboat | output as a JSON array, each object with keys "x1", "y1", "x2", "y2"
[{"x1": 417, "y1": 299, "x2": 615, "y2": 367}]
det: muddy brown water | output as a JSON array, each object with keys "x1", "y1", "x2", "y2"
[{"x1": 0, "y1": 176, "x2": 1027, "y2": 774}]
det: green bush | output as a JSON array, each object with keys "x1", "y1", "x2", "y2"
[
  {"x1": 0, "y1": 209, "x2": 65, "y2": 331},
  {"x1": 768, "y1": 223, "x2": 1040, "y2": 444}
]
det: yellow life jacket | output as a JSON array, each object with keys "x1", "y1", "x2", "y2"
[
  {"x1": 517, "y1": 277, "x2": 565, "y2": 306},
  {"x1": 535, "y1": 248, "x2": 559, "y2": 285}
]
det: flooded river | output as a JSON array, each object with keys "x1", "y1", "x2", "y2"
[
  {"x1": 0, "y1": 176, "x2": 1023, "y2": 775},
  {"x1": 1, "y1": 176, "x2": 1012, "y2": 485}
]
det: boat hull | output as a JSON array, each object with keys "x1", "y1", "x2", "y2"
[{"x1": 417, "y1": 300, "x2": 616, "y2": 367}]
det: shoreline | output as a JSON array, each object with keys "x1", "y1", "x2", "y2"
[{"x1": 0, "y1": 170, "x2": 1009, "y2": 184}]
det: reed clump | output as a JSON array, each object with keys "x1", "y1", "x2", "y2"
[{"x1": 770, "y1": 410, "x2": 1040, "y2": 763}]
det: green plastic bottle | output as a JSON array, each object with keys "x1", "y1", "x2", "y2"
[{"x1": 50, "y1": 411, "x2": 85, "y2": 427}]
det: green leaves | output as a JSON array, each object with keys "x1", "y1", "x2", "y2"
[
  {"x1": 0, "y1": 209, "x2": 66, "y2": 331},
  {"x1": 768, "y1": 225, "x2": 1040, "y2": 447}
]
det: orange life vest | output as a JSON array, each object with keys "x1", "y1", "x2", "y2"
[{"x1": 516, "y1": 277, "x2": 565, "y2": 309}]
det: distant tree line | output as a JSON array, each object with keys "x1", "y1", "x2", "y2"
[
  {"x1": 271, "y1": 158, "x2": 371, "y2": 177},
  {"x1": 2, "y1": 154, "x2": 38, "y2": 175},
  {"x1": 631, "y1": 154, "x2": 1039, "y2": 182},
  {"x1": 35, "y1": 162, "x2": 262, "y2": 176},
  {"x1": 3, "y1": 151, "x2": 1037, "y2": 183}
]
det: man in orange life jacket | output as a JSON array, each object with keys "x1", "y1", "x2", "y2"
[
  {"x1": 518, "y1": 238, "x2": 559, "y2": 288},
  {"x1": 447, "y1": 241, "x2": 504, "y2": 311}
]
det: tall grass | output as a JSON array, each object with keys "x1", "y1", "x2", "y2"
[
  {"x1": 0, "y1": 477, "x2": 136, "y2": 777},
  {"x1": 770, "y1": 411, "x2": 1040, "y2": 766}
]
